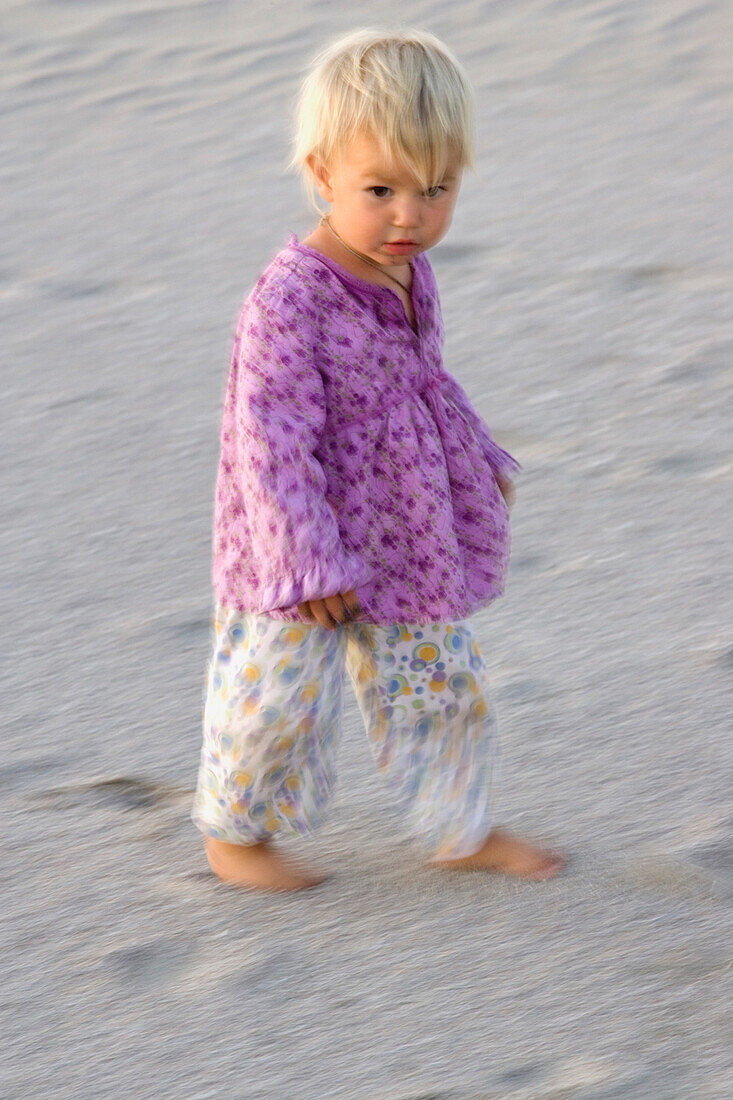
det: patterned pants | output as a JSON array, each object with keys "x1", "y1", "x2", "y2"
[{"x1": 191, "y1": 604, "x2": 502, "y2": 861}]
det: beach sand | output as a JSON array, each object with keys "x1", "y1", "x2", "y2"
[{"x1": 1, "y1": 1, "x2": 731, "y2": 1096}]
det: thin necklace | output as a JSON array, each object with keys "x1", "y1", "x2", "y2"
[{"x1": 319, "y1": 214, "x2": 412, "y2": 291}]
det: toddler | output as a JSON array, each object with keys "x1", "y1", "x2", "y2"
[{"x1": 192, "y1": 27, "x2": 566, "y2": 891}]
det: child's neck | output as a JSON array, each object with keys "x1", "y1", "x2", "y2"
[{"x1": 300, "y1": 225, "x2": 413, "y2": 291}]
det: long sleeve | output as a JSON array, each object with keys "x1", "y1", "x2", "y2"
[
  {"x1": 438, "y1": 370, "x2": 522, "y2": 478},
  {"x1": 228, "y1": 271, "x2": 374, "y2": 613}
]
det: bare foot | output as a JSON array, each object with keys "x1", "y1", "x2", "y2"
[
  {"x1": 204, "y1": 836, "x2": 327, "y2": 892},
  {"x1": 431, "y1": 827, "x2": 567, "y2": 880}
]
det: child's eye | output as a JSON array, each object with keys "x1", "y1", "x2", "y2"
[{"x1": 368, "y1": 185, "x2": 447, "y2": 199}]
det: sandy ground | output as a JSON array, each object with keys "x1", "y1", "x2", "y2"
[{"x1": 2, "y1": 1, "x2": 732, "y2": 1097}]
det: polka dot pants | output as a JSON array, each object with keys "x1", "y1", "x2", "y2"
[{"x1": 191, "y1": 604, "x2": 501, "y2": 861}]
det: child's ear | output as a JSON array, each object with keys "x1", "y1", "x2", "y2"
[{"x1": 306, "y1": 153, "x2": 335, "y2": 203}]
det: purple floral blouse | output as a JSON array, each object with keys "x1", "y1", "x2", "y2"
[{"x1": 211, "y1": 231, "x2": 522, "y2": 625}]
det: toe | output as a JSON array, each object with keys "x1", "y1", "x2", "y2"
[{"x1": 528, "y1": 852, "x2": 567, "y2": 880}]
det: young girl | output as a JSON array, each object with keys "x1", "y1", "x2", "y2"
[{"x1": 192, "y1": 27, "x2": 566, "y2": 891}]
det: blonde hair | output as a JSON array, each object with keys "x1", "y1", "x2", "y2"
[{"x1": 287, "y1": 27, "x2": 477, "y2": 218}]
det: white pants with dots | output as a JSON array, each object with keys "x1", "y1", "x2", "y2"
[{"x1": 191, "y1": 604, "x2": 501, "y2": 861}]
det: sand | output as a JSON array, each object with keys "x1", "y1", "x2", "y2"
[{"x1": 2, "y1": 1, "x2": 732, "y2": 1097}]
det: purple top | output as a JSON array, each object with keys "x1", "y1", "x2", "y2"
[{"x1": 212, "y1": 231, "x2": 522, "y2": 625}]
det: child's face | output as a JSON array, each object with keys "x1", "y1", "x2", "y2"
[{"x1": 308, "y1": 128, "x2": 462, "y2": 267}]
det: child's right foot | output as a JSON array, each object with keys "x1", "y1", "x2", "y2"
[
  {"x1": 430, "y1": 827, "x2": 567, "y2": 880},
  {"x1": 204, "y1": 836, "x2": 327, "y2": 892}
]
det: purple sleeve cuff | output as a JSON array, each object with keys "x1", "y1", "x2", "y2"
[
  {"x1": 252, "y1": 552, "x2": 377, "y2": 615},
  {"x1": 438, "y1": 371, "x2": 522, "y2": 477}
]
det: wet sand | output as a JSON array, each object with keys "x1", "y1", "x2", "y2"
[{"x1": 2, "y1": 1, "x2": 732, "y2": 1097}]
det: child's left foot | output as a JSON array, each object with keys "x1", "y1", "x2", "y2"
[{"x1": 431, "y1": 827, "x2": 567, "y2": 880}]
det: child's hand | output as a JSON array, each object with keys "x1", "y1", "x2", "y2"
[
  {"x1": 295, "y1": 498, "x2": 361, "y2": 627},
  {"x1": 495, "y1": 474, "x2": 516, "y2": 511},
  {"x1": 297, "y1": 588, "x2": 361, "y2": 631}
]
